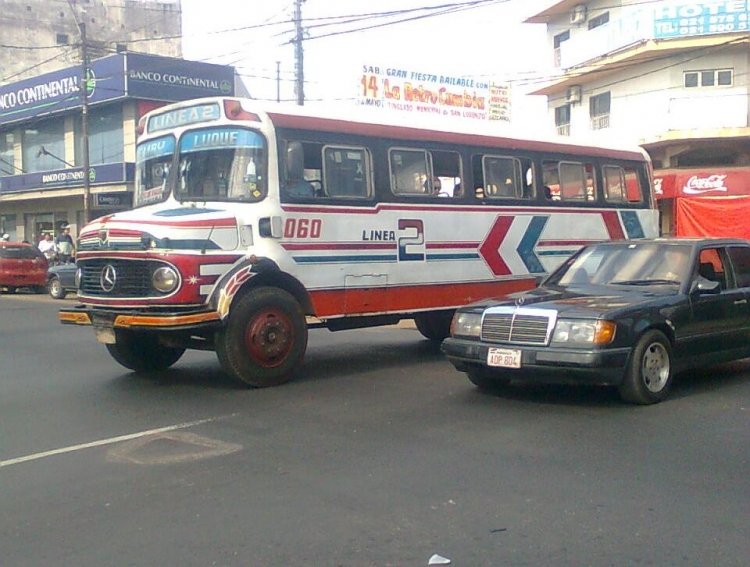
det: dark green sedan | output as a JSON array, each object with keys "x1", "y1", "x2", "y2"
[{"x1": 442, "y1": 238, "x2": 750, "y2": 404}]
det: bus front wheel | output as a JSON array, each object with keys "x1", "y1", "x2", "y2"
[
  {"x1": 105, "y1": 330, "x2": 185, "y2": 372},
  {"x1": 216, "y1": 287, "x2": 308, "y2": 388}
]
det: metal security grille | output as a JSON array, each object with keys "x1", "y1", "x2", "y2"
[
  {"x1": 481, "y1": 307, "x2": 556, "y2": 346},
  {"x1": 79, "y1": 258, "x2": 163, "y2": 297}
]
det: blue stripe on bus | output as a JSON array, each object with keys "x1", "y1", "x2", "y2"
[
  {"x1": 293, "y1": 255, "x2": 397, "y2": 264},
  {"x1": 537, "y1": 250, "x2": 576, "y2": 256},
  {"x1": 620, "y1": 211, "x2": 645, "y2": 239},
  {"x1": 518, "y1": 215, "x2": 547, "y2": 273},
  {"x1": 426, "y1": 253, "x2": 480, "y2": 261}
]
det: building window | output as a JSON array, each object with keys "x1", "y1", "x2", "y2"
[
  {"x1": 684, "y1": 69, "x2": 733, "y2": 88},
  {"x1": 555, "y1": 104, "x2": 571, "y2": 136},
  {"x1": 1, "y1": 132, "x2": 15, "y2": 177},
  {"x1": 553, "y1": 30, "x2": 570, "y2": 67},
  {"x1": 588, "y1": 12, "x2": 609, "y2": 30},
  {"x1": 589, "y1": 92, "x2": 610, "y2": 130},
  {"x1": 56, "y1": 33, "x2": 69, "y2": 45},
  {"x1": 75, "y1": 105, "x2": 124, "y2": 166},
  {"x1": 22, "y1": 121, "x2": 66, "y2": 173}
]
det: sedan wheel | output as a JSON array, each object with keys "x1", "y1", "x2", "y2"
[
  {"x1": 48, "y1": 277, "x2": 65, "y2": 299},
  {"x1": 618, "y1": 330, "x2": 673, "y2": 405}
]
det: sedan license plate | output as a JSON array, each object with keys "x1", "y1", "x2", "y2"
[{"x1": 487, "y1": 347, "x2": 521, "y2": 368}]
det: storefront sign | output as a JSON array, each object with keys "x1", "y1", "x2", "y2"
[
  {"x1": 358, "y1": 64, "x2": 510, "y2": 122},
  {"x1": 653, "y1": 1, "x2": 750, "y2": 38},
  {"x1": 127, "y1": 53, "x2": 234, "y2": 101},
  {"x1": 93, "y1": 192, "x2": 132, "y2": 209},
  {"x1": 0, "y1": 163, "x2": 135, "y2": 194},
  {"x1": 0, "y1": 54, "x2": 235, "y2": 126}
]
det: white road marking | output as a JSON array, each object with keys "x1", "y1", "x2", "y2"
[{"x1": 0, "y1": 414, "x2": 237, "y2": 468}]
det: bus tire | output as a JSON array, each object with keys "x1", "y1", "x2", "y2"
[
  {"x1": 414, "y1": 310, "x2": 454, "y2": 341},
  {"x1": 105, "y1": 331, "x2": 185, "y2": 372},
  {"x1": 216, "y1": 287, "x2": 308, "y2": 388}
]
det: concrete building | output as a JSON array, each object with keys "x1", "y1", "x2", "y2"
[
  {"x1": 1, "y1": 0, "x2": 181, "y2": 84},
  {"x1": 0, "y1": 53, "x2": 235, "y2": 243},
  {"x1": 526, "y1": 0, "x2": 750, "y2": 236}
]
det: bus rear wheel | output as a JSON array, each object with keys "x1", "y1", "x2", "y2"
[
  {"x1": 105, "y1": 330, "x2": 185, "y2": 372},
  {"x1": 216, "y1": 287, "x2": 308, "y2": 388},
  {"x1": 414, "y1": 310, "x2": 454, "y2": 341}
]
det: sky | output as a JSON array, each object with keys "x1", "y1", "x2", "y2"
[{"x1": 180, "y1": 0, "x2": 553, "y2": 126}]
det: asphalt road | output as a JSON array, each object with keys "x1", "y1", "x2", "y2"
[{"x1": 1, "y1": 292, "x2": 749, "y2": 566}]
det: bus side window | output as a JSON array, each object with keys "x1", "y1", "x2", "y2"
[
  {"x1": 390, "y1": 148, "x2": 430, "y2": 195},
  {"x1": 482, "y1": 155, "x2": 522, "y2": 199},
  {"x1": 323, "y1": 146, "x2": 371, "y2": 198},
  {"x1": 542, "y1": 160, "x2": 561, "y2": 201},
  {"x1": 283, "y1": 141, "x2": 323, "y2": 199},
  {"x1": 603, "y1": 165, "x2": 626, "y2": 203},
  {"x1": 429, "y1": 149, "x2": 462, "y2": 198}
]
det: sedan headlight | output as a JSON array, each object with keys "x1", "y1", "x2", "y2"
[
  {"x1": 552, "y1": 319, "x2": 616, "y2": 345},
  {"x1": 152, "y1": 266, "x2": 179, "y2": 293},
  {"x1": 450, "y1": 311, "x2": 482, "y2": 338}
]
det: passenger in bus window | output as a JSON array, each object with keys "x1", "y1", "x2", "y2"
[{"x1": 283, "y1": 142, "x2": 314, "y2": 198}]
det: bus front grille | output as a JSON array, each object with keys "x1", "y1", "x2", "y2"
[{"x1": 79, "y1": 259, "x2": 165, "y2": 297}]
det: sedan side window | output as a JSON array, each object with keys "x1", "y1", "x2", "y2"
[
  {"x1": 727, "y1": 246, "x2": 750, "y2": 288},
  {"x1": 697, "y1": 248, "x2": 728, "y2": 290}
]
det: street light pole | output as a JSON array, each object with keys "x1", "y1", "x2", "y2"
[{"x1": 78, "y1": 19, "x2": 92, "y2": 225}]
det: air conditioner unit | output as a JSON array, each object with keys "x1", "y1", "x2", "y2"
[
  {"x1": 570, "y1": 4, "x2": 588, "y2": 25},
  {"x1": 566, "y1": 85, "x2": 582, "y2": 104}
]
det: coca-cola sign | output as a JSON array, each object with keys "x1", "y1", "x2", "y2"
[{"x1": 682, "y1": 174, "x2": 728, "y2": 195}]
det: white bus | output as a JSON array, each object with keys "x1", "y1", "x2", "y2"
[{"x1": 60, "y1": 97, "x2": 658, "y2": 386}]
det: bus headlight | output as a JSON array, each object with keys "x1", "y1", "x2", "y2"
[
  {"x1": 152, "y1": 266, "x2": 179, "y2": 293},
  {"x1": 450, "y1": 312, "x2": 482, "y2": 338},
  {"x1": 552, "y1": 319, "x2": 616, "y2": 345}
]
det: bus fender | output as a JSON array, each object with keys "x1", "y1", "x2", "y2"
[{"x1": 208, "y1": 257, "x2": 281, "y2": 320}]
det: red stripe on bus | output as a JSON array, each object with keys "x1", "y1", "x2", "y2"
[
  {"x1": 308, "y1": 278, "x2": 537, "y2": 318},
  {"x1": 601, "y1": 211, "x2": 626, "y2": 240}
]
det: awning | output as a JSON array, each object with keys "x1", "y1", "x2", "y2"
[{"x1": 654, "y1": 167, "x2": 750, "y2": 199}]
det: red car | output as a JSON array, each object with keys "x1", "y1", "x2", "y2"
[{"x1": 0, "y1": 242, "x2": 49, "y2": 294}]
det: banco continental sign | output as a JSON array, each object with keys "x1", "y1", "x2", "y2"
[
  {"x1": 0, "y1": 76, "x2": 79, "y2": 112},
  {"x1": 129, "y1": 70, "x2": 232, "y2": 94}
]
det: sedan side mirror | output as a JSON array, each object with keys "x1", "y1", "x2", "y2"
[{"x1": 690, "y1": 278, "x2": 721, "y2": 295}]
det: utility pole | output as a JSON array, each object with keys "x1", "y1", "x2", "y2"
[
  {"x1": 293, "y1": 0, "x2": 304, "y2": 105},
  {"x1": 276, "y1": 61, "x2": 281, "y2": 103},
  {"x1": 78, "y1": 18, "x2": 92, "y2": 225}
]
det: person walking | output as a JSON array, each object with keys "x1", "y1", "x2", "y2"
[{"x1": 55, "y1": 224, "x2": 75, "y2": 263}]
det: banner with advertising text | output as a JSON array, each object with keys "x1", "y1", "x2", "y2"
[{"x1": 357, "y1": 64, "x2": 510, "y2": 124}]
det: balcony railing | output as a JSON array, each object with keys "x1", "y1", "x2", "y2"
[
  {"x1": 556, "y1": 123, "x2": 570, "y2": 136},
  {"x1": 591, "y1": 114, "x2": 610, "y2": 130}
]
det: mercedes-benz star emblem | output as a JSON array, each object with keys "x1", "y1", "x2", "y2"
[{"x1": 100, "y1": 264, "x2": 117, "y2": 293}]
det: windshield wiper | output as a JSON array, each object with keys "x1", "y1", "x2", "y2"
[{"x1": 610, "y1": 279, "x2": 681, "y2": 286}]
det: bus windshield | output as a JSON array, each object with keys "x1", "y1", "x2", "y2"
[
  {"x1": 135, "y1": 135, "x2": 176, "y2": 208},
  {"x1": 175, "y1": 126, "x2": 266, "y2": 203}
]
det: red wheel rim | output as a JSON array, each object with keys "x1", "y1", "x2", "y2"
[{"x1": 244, "y1": 308, "x2": 294, "y2": 368}]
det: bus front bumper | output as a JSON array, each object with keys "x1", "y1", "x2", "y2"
[{"x1": 60, "y1": 305, "x2": 223, "y2": 342}]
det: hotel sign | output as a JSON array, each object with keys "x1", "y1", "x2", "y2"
[{"x1": 653, "y1": 1, "x2": 750, "y2": 38}]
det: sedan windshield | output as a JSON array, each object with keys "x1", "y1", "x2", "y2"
[
  {"x1": 175, "y1": 127, "x2": 266, "y2": 203},
  {"x1": 551, "y1": 242, "x2": 693, "y2": 287}
]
